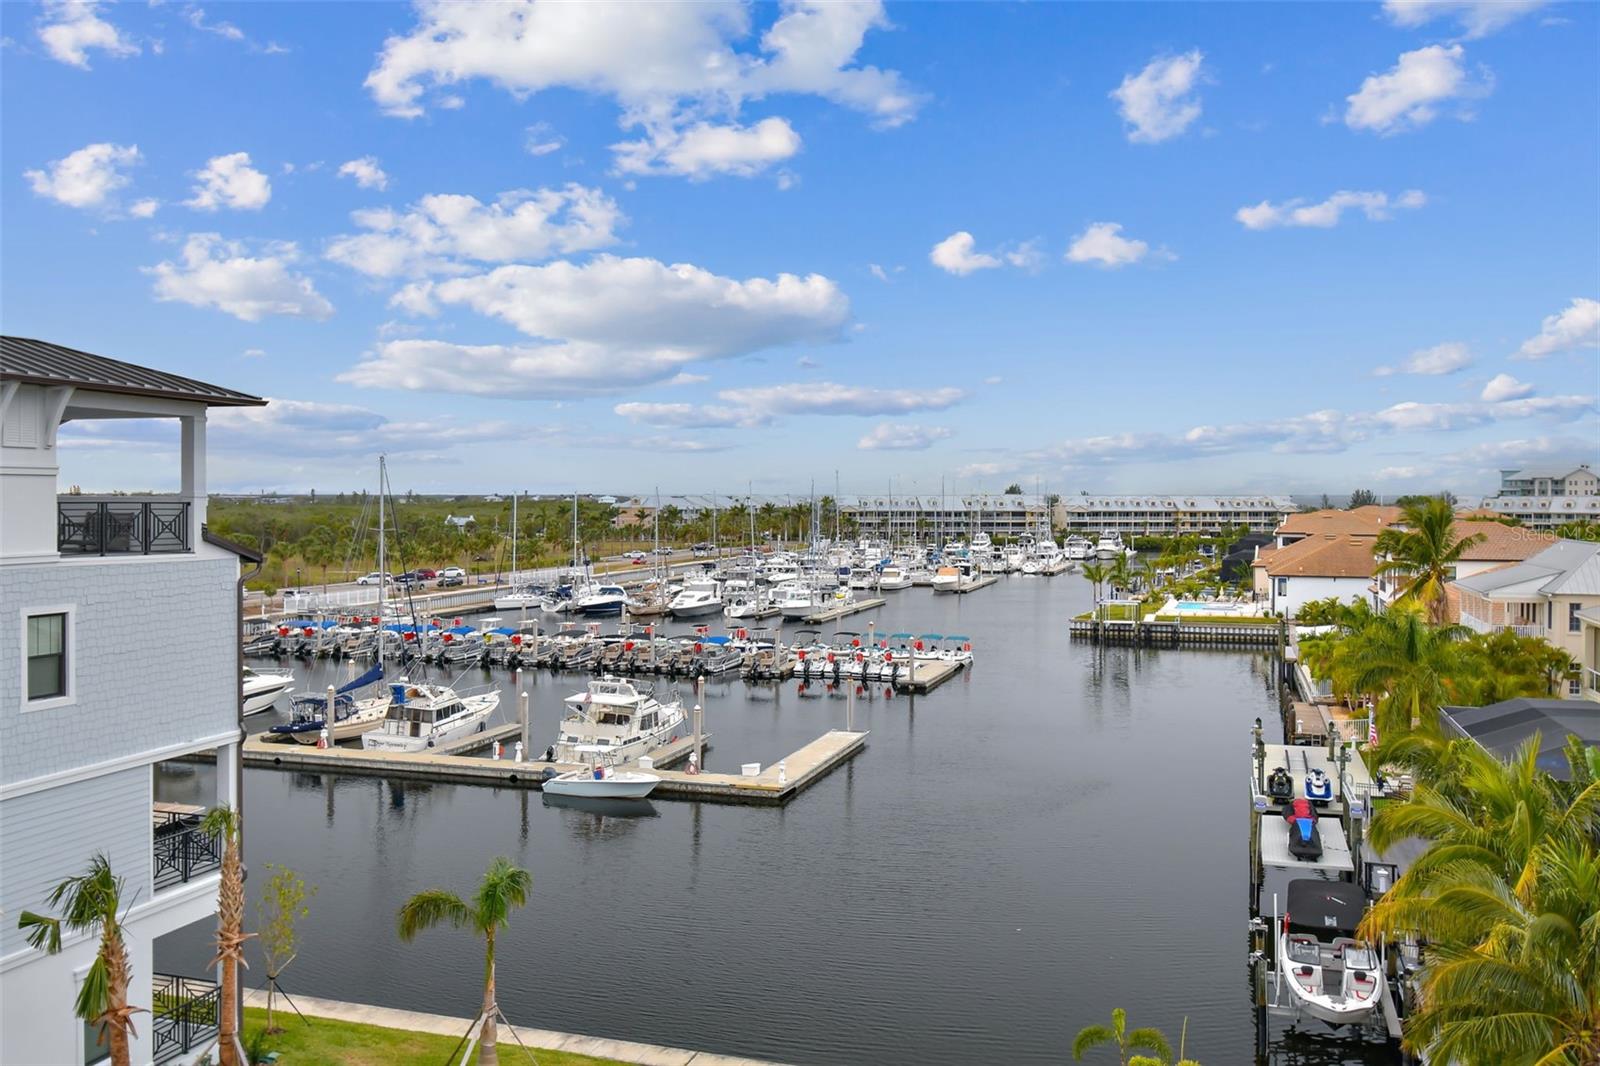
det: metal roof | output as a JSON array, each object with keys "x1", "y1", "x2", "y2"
[
  {"x1": 1456, "y1": 540, "x2": 1600, "y2": 598},
  {"x1": 1440, "y1": 698, "x2": 1599, "y2": 781},
  {"x1": 1, "y1": 335, "x2": 266, "y2": 407}
]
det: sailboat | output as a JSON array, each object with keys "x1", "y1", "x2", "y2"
[
  {"x1": 270, "y1": 662, "x2": 390, "y2": 744},
  {"x1": 494, "y1": 492, "x2": 543, "y2": 613}
]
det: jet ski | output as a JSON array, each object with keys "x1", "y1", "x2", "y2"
[
  {"x1": 1283, "y1": 797, "x2": 1323, "y2": 860},
  {"x1": 1305, "y1": 767, "x2": 1333, "y2": 807},
  {"x1": 1266, "y1": 766, "x2": 1295, "y2": 802}
]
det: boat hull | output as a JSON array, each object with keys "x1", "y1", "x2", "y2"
[
  {"x1": 361, "y1": 695, "x2": 500, "y2": 752},
  {"x1": 543, "y1": 772, "x2": 660, "y2": 799},
  {"x1": 668, "y1": 600, "x2": 723, "y2": 619}
]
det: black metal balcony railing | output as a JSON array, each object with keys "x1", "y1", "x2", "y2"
[
  {"x1": 151, "y1": 973, "x2": 220, "y2": 1065},
  {"x1": 57, "y1": 498, "x2": 191, "y2": 555},
  {"x1": 153, "y1": 825, "x2": 222, "y2": 891}
]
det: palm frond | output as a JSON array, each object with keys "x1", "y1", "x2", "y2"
[
  {"x1": 1071, "y1": 1024, "x2": 1114, "y2": 1061},
  {"x1": 396, "y1": 889, "x2": 471, "y2": 942}
]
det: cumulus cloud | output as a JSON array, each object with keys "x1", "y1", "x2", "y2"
[
  {"x1": 24, "y1": 142, "x2": 141, "y2": 210},
  {"x1": 344, "y1": 255, "x2": 849, "y2": 396},
  {"x1": 613, "y1": 117, "x2": 801, "y2": 179},
  {"x1": 146, "y1": 234, "x2": 334, "y2": 322},
  {"x1": 326, "y1": 184, "x2": 624, "y2": 278},
  {"x1": 37, "y1": 0, "x2": 139, "y2": 68},
  {"x1": 185, "y1": 152, "x2": 272, "y2": 211},
  {"x1": 1344, "y1": 45, "x2": 1489, "y2": 135},
  {"x1": 929, "y1": 231, "x2": 1000, "y2": 276},
  {"x1": 524, "y1": 122, "x2": 565, "y2": 156},
  {"x1": 337, "y1": 156, "x2": 390, "y2": 190},
  {"x1": 1110, "y1": 50, "x2": 1205, "y2": 144},
  {"x1": 1065, "y1": 222, "x2": 1162, "y2": 268},
  {"x1": 129, "y1": 198, "x2": 160, "y2": 218},
  {"x1": 1236, "y1": 189, "x2": 1426, "y2": 229},
  {"x1": 1480, "y1": 373, "x2": 1534, "y2": 402},
  {"x1": 857, "y1": 423, "x2": 953, "y2": 450},
  {"x1": 1381, "y1": 0, "x2": 1547, "y2": 38},
  {"x1": 1513, "y1": 297, "x2": 1600, "y2": 360},
  {"x1": 717, "y1": 381, "x2": 964, "y2": 417},
  {"x1": 613, "y1": 401, "x2": 767, "y2": 429},
  {"x1": 1374, "y1": 341, "x2": 1472, "y2": 377},
  {"x1": 364, "y1": 1, "x2": 919, "y2": 177}
]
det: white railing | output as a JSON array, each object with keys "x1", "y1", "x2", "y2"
[{"x1": 1587, "y1": 667, "x2": 1600, "y2": 696}]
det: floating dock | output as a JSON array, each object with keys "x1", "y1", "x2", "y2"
[
  {"x1": 1069, "y1": 616, "x2": 1284, "y2": 647},
  {"x1": 896, "y1": 659, "x2": 964, "y2": 694},
  {"x1": 242, "y1": 729, "x2": 867, "y2": 806},
  {"x1": 802, "y1": 597, "x2": 886, "y2": 623},
  {"x1": 950, "y1": 576, "x2": 999, "y2": 594}
]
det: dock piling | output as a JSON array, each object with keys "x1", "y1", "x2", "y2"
[
  {"x1": 518, "y1": 686, "x2": 530, "y2": 756},
  {"x1": 692, "y1": 676, "x2": 704, "y2": 772}
]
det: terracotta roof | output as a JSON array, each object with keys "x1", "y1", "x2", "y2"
[
  {"x1": 1254, "y1": 533, "x2": 1377, "y2": 578},
  {"x1": 1, "y1": 335, "x2": 265, "y2": 407},
  {"x1": 1277, "y1": 506, "x2": 1401, "y2": 537},
  {"x1": 1454, "y1": 519, "x2": 1557, "y2": 562}
]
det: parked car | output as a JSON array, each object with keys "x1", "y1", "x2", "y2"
[
  {"x1": 440, "y1": 566, "x2": 466, "y2": 579},
  {"x1": 355, "y1": 572, "x2": 392, "y2": 585},
  {"x1": 653, "y1": 546, "x2": 675, "y2": 556},
  {"x1": 414, "y1": 568, "x2": 438, "y2": 579},
  {"x1": 692, "y1": 542, "x2": 715, "y2": 557},
  {"x1": 437, "y1": 574, "x2": 465, "y2": 588},
  {"x1": 626, "y1": 551, "x2": 647, "y2": 564}
]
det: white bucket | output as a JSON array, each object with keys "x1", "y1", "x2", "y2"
[{"x1": 741, "y1": 762, "x2": 762, "y2": 777}]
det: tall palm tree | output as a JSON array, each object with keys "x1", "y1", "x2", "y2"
[
  {"x1": 1080, "y1": 562, "x2": 1108, "y2": 605},
  {"x1": 17, "y1": 855, "x2": 140, "y2": 1066},
  {"x1": 201, "y1": 806, "x2": 251, "y2": 1066},
  {"x1": 1071, "y1": 1007, "x2": 1182, "y2": 1064},
  {"x1": 1374, "y1": 496, "x2": 1485, "y2": 624},
  {"x1": 1107, "y1": 553, "x2": 1134, "y2": 599},
  {"x1": 397, "y1": 856, "x2": 532, "y2": 1066},
  {"x1": 1331, "y1": 604, "x2": 1473, "y2": 739}
]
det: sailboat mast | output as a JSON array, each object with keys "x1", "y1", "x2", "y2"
[
  {"x1": 377, "y1": 455, "x2": 386, "y2": 616},
  {"x1": 510, "y1": 490, "x2": 518, "y2": 578}
]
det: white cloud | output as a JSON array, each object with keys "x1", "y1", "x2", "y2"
[
  {"x1": 524, "y1": 122, "x2": 565, "y2": 156},
  {"x1": 186, "y1": 6, "x2": 243, "y2": 41},
  {"x1": 241, "y1": 347, "x2": 266, "y2": 359},
  {"x1": 146, "y1": 234, "x2": 334, "y2": 322},
  {"x1": 363, "y1": 0, "x2": 919, "y2": 176},
  {"x1": 1344, "y1": 45, "x2": 1488, "y2": 135},
  {"x1": 857, "y1": 423, "x2": 953, "y2": 450},
  {"x1": 1513, "y1": 298, "x2": 1600, "y2": 360},
  {"x1": 613, "y1": 402, "x2": 766, "y2": 429},
  {"x1": 24, "y1": 142, "x2": 140, "y2": 210},
  {"x1": 129, "y1": 198, "x2": 160, "y2": 218},
  {"x1": 1110, "y1": 50, "x2": 1205, "y2": 144},
  {"x1": 1065, "y1": 222, "x2": 1160, "y2": 268},
  {"x1": 1374, "y1": 341, "x2": 1472, "y2": 377},
  {"x1": 37, "y1": 0, "x2": 138, "y2": 68},
  {"x1": 185, "y1": 152, "x2": 272, "y2": 211},
  {"x1": 716, "y1": 381, "x2": 964, "y2": 417},
  {"x1": 1381, "y1": 0, "x2": 1548, "y2": 38},
  {"x1": 326, "y1": 184, "x2": 624, "y2": 278},
  {"x1": 613, "y1": 117, "x2": 801, "y2": 179},
  {"x1": 1480, "y1": 373, "x2": 1534, "y2": 402},
  {"x1": 337, "y1": 156, "x2": 389, "y2": 190},
  {"x1": 929, "y1": 231, "x2": 1000, "y2": 276},
  {"x1": 345, "y1": 255, "x2": 849, "y2": 396},
  {"x1": 1236, "y1": 189, "x2": 1426, "y2": 229},
  {"x1": 1004, "y1": 240, "x2": 1044, "y2": 271}
]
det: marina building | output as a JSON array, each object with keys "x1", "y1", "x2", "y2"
[
  {"x1": 844, "y1": 494, "x2": 1051, "y2": 541},
  {"x1": 1055, "y1": 495, "x2": 1294, "y2": 537},
  {"x1": 1482, "y1": 463, "x2": 1600, "y2": 529},
  {"x1": 1, "y1": 336, "x2": 265, "y2": 1066}
]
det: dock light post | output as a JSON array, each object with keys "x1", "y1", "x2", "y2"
[
  {"x1": 518, "y1": 685, "x2": 530, "y2": 760},
  {"x1": 692, "y1": 676, "x2": 704, "y2": 772}
]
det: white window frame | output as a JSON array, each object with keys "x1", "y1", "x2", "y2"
[{"x1": 21, "y1": 604, "x2": 77, "y2": 712}]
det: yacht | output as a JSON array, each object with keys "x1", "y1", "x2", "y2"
[
  {"x1": 877, "y1": 564, "x2": 912, "y2": 590},
  {"x1": 551, "y1": 678, "x2": 685, "y2": 765},
  {"x1": 773, "y1": 581, "x2": 826, "y2": 620},
  {"x1": 1094, "y1": 531, "x2": 1127, "y2": 559},
  {"x1": 668, "y1": 577, "x2": 723, "y2": 619},
  {"x1": 242, "y1": 666, "x2": 295, "y2": 716},
  {"x1": 1063, "y1": 535, "x2": 1093, "y2": 561},
  {"x1": 493, "y1": 584, "x2": 544, "y2": 613},
  {"x1": 573, "y1": 583, "x2": 629, "y2": 617},
  {"x1": 361, "y1": 681, "x2": 500, "y2": 752},
  {"x1": 1278, "y1": 880, "x2": 1382, "y2": 1027},
  {"x1": 931, "y1": 564, "x2": 963, "y2": 593},
  {"x1": 724, "y1": 585, "x2": 771, "y2": 619}
]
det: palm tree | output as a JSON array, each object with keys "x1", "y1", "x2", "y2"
[
  {"x1": 17, "y1": 855, "x2": 140, "y2": 1066},
  {"x1": 1331, "y1": 604, "x2": 1473, "y2": 739},
  {"x1": 1462, "y1": 629, "x2": 1574, "y2": 701},
  {"x1": 1107, "y1": 552, "x2": 1134, "y2": 599},
  {"x1": 397, "y1": 856, "x2": 532, "y2": 1066},
  {"x1": 201, "y1": 806, "x2": 251, "y2": 1066},
  {"x1": 1374, "y1": 496, "x2": 1485, "y2": 624},
  {"x1": 1080, "y1": 562, "x2": 1108, "y2": 607},
  {"x1": 1072, "y1": 1007, "x2": 1192, "y2": 1065}
]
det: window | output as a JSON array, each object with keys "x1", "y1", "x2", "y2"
[
  {"x1": 1276, "y1": 578, "x2": 1288, "y2": 596},
  {"x1": 82, "y1": 1017, "x2": 110, "y2": 1065},
  {"x1": 1571, "y1": 602, "x2": 1584, "y2": 633},
  {"x1": 27, "y1": 613, "x2": 66, "y2": 701}
]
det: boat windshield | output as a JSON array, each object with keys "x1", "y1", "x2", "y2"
[{"x1": 1285, "y1": 935, "x2": 1322, "y2": 966}]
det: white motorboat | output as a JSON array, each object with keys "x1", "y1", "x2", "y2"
[
  {"x1": 877, "y1": 565, "x2": 912, "y2": 590},
  {"x1": 668, "y1": 577, "x2": 723, "y2": 619},
  {"x1": 1095, "y1": 531, "x2": 1126, "y2": 559},
  {"x1": 573, "y1": 583, "x2": 628, "y2": 617},
  {"x1": 1277, "y1": 881, "x2": 1382, "y2": 1027},
  {"x1": 552, "y1": 678, "x2": 685, "y2": 765},
  {"x1": 242, "y1": 666, "x2": 295, "y2": 715},
  {"x1": 1064, "y1": 535, "x2": 1093, "y2": 561},
  {"x1": 493, "y1": 585, "x2": 544, "y2": 612},
  {"x1": 542, "y1": 766, "x2": 660, "y2": 799},
  {"x1": 931, "y1": 564, "x2": 962, "y2": 593},
  {"x1": 361, "y1": 681, "x2": 500, "y2": 752},
  {"x1": 773, "y1": 581, "x2": 825, "y2": 620},
  {"x1": 724, "y1": 586, "x2": 772, "y2": 619}
]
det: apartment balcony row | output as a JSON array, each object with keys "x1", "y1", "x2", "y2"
[{"x1": 57, "y1": 495, "x2": 193, "y2": 556}]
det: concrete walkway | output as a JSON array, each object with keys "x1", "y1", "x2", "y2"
[{"x1": 243, "y1": 989, "x2": 789, "y2": 1066}]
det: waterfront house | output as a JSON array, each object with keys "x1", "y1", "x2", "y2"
[
  {"x1": 1373, "y1": 519, "x2": 1558, "y2": 610},
  {"x1": 1, "y1": 337, "x2": 265, "y2": 1066},
  {"x1": 1453, "y1": 539, "x2": 1600, "y2": 680},
  {"x1": 1251, "y1": 534, "x2": 1378, "y2": 618},
  {"x1": 1481, "y1": 463, "x2": 1600, "y2": 530},
  {"x1": 1271, "y1": 505, "x2": 1400, "y2": 549}
]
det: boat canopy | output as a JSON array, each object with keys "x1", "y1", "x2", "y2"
[
  {"x1": 700, "y1": 635, "x2": 731, "y2": 645},
  {"x1": 485, "y1": 627, "x2": 519, "y2": 636},
  {"x1": 889, "y1": 632, "x2": 914, "y2": 640},
  {"x1": 1285, "y1": 879, "x2": 1365, "y2": 934},
  {"x1": 283, "y1": 618, "x2": 338, "y2": 629},
  {"x1": 337, "y1": 663, "x2": 383, "y2": 695},
  {"x1": 444, "y1": 624, "x2": 476, "y2": 635},
  {"x1": 917, "y1": 633, "x2": 945, "y2": 641},
  {"x1": 947, "y1": 634, "x2": 970, "y2": 642},
  {"x1": 383, "y1": 622, "x2": 441, "y2": 633}
]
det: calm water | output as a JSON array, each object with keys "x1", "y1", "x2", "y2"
[{"x1": 163, "y1": 576, "x2": 1397, "y2": 1065}]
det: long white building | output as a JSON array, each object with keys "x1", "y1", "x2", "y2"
[
  {"x1": 844, "y1": 494, "x2": 1051, "y2": 541},
  {"x1": 1, "y1": 337, "x2": 265, "y2": 1066},
  {"x1": 1055, "y1": 495, "x2": 1294, "y2": 537},
  {"x1": 1482, "y1": 463, "x2": 1600, "y2": 530}
]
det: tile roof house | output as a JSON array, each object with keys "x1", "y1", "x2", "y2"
[
  {"x1": 1252, "y1": 533, "x2": 1379, "y2": 618},
  {"x1": 1454, "y1": 539, "x2": 1600, "y2": 671},
  {"x1": 1274, "y1": 506, "x2": 1401, "y2": 547}
]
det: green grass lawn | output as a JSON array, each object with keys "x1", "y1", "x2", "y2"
[{"x1": 243, "y1": 1008, "x2": 630, "y2": 1066}]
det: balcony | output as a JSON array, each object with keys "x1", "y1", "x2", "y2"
[
  {"x1": 153, "y1": 814, "x2": 221, "y2": 891},
  {"x1": 57, "y1": 496, "x2": 191, "y2": 555},
  {"x1": 151, "y1": 974, "x2": 219, "y2": 1065}
]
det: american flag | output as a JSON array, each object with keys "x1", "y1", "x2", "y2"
[{"x1": 1368, "y1": 715, "x2": 1379, "y2": 747}]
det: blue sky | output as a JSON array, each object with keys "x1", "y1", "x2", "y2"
[{"x1": 3, "y1": 0, "x2": 1597, "y2": 497}]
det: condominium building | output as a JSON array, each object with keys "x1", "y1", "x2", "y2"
[
  {"x1": 1, "y1": 337, "x2": 265, "y2": 1066},
  {"x1": 1055, "y1": 495, "x2": 1294, "y2": 537},
  {"x1": 845, "y1": 494, "x2": 1051, "y2": 541},
  {"x1": 1483, "y1": 463, "x2": 1600, "y2": 529}
]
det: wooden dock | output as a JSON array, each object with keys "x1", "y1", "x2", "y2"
[
  {"x1": 951, "y1": 576, "x2": 999, "y2": 594},
  {"x1": 895, "y1": 659, "x2": 964, "y2": 694},
  {"x1": 1069, "y1": 616, "x2": 1283, "y2": 647},
  {"x1": 802, "y1": 597, "x2": 886, "y2": 623},
  {"x1": 242, "y1": 728, "x2": 867, "y2": 806}
]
